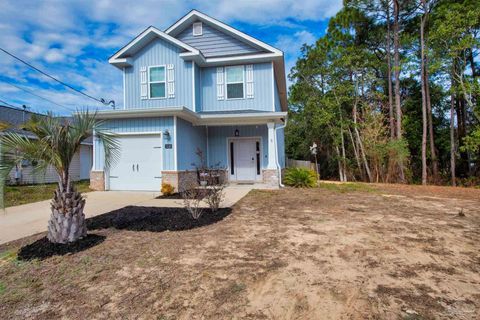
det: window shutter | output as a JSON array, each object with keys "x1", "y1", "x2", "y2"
[
  {"x1": 167, "y1": 64, "x2": 175, "y2": 98},
  {"x1": 140, "y1": 66, "x2": 148, "y2": 99},
  {"x1": 246, "y1": 64, "x2": 254, "y2": 99},
  {"x1": 217, "y1": 67, "x2": 224, "y2": 100}
]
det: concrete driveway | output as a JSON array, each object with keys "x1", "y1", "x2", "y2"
[{"x1": 0, "y1": 186, "x2": 252, "y2": 245}]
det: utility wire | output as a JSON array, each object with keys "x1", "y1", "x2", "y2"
[
  {"x1": 1, "y1": 81, "x2": 75, "y2": 112},
  {"x1": 0, "y1": 97, "x2": 19, "y2": 109},
  {"x1": 0, "y1": 47, "x2": 108, "y2": 106}
]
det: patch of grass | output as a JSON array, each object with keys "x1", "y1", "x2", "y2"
[
  {"x1": 0, "y1": 250, "x2": 17, "y2": 263},
  {"x1": 318, "y1": 182, "x2": 377, "y2": 193},
  {"x1": 0, "y1": 282, "x2": 5, "y2": 295},
  {"x1": 4, "y1": 180, "x2": 91, "y2": 207}
]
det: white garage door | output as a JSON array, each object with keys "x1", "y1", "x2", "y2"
[{"x1": 109, "y1": 134, "x2": 162, "y2": 191}]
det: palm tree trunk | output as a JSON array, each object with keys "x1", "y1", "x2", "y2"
[{"x1": 47, "y1": 180, "x2": 86, "y2": 243}]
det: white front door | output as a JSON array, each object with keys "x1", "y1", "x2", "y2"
[
  {"x1": 233, "y1": 139, "x2": 256, "y2": 181},
  {"x1": 109, "y1": 134, "x2": 162, "y2": 191}
]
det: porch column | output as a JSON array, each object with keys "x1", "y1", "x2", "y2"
[{"x1": 267, "y1": 122, "x2": 277, "y2": 169}]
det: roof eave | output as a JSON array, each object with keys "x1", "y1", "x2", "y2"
[
  {"x1": 108, "y1": 26, "x2": 200, "y2": 68},
  {"x1": 94, "y1": 107, "x2": 287, "y2": 126}
]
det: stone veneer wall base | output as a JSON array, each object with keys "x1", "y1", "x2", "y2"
[
  {"x1": 262, "y1": 169, "x2": 280, "y2": 189},
  {"x1": 90, "y1": 171, "x2": 105, "y2": 191}
]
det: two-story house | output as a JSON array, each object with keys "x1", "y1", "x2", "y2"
[{"x1": 90, "y1": 10, "x2": 287, "y2": 192}]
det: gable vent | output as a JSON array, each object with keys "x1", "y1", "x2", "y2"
[{"x1": 193, "y1": 22, "x2": 202, "y2": 36}]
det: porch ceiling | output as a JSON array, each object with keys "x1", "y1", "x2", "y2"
[{"x1": 94, "y1": 107, "x2": 287, "y2": 126}]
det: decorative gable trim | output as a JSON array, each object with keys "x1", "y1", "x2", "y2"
[
  {"x1": 165, "y1": 10, "x2": 283, "y2": 56},
  {"x1": 109, "y1": 26, "x2": 201, "y2": 67},
  {"x1": 193, "y1": 22, "x2": 203, "y2": 36}
]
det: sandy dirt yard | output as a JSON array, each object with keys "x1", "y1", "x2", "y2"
[{"x1": 0, "y1": 183, "x2": 479, "y2": 319}]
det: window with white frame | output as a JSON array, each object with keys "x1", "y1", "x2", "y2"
[
  {"x1": 149, "y1": 66, "x2": 166, "y2": 98},
  {"x1": 193, "y1": 22, "x2": 203, "y2": 36},
  {"x1": 225, "y1": 66, "x2": 244, "y2": 99}
]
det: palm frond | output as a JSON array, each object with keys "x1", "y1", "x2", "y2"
[
  {"x1": 0, "y1": 121, "x2": 11, "y2": 132},
  {"x1": 0, "y1": 110, "x2": 119, "y2": 208}
]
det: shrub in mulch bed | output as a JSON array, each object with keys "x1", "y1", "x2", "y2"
[
  {"x1": 87, "y1": 206, "x2": 232, "y2": 233},
  {"x1": 155, "y1": 193, "x2": 183, "y2": 199},
  {"x1": 17, "y1": 234, "x2": 106, "y2": 261}
]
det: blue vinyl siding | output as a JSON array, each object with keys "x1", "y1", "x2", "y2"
[
  {"x1": 194, "y1": 63, "x2": 201, "y2": 111},
  {"x1": 199, "y1": 63, "x2": 274, "y2": 112},
  {"x1": 274, "y1": 79, "x2": 282, "y2": 112},
  {"x1": 124, "y1": 38, "x2": 193, "y2": 110},
  {"x1": 207, "y1": 125, "x2": 268, "y2": 168},
  {"x1": 176, "y1": 118, "x2": 207, "y2": 170},
  {"x1": 94, "y1": 117, "x2": 175, "y2": 171},
  {"x1": 276, "y1": 127, "x2": 285, "y2": 168},
  {"x1": 176, "y1": 22, "x2": 263, "y2": 57}
]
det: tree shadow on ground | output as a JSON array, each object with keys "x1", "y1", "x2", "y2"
[
  {"x1": 87, "y1": 206, "x2": 232, "y2": 232},
  {"x1": 17, "y1": 234, "x2": 106, "y2": 261}
]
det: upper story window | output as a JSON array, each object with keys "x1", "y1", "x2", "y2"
[
  {"x1": 149, "y1": 66, "x2": 166, "y2": 98},
  {"x1": 225, "y1": 66, "x2": 244, "y2": 99},
  {"x1": 193, "y1": 22, "x2": 203, "y2": 36}
]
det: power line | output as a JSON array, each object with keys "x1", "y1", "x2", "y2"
[
  {"x1": 1, "y1": 81, "x2": 75, "y2": 112},
  {"x1": 0, "y1": 47, "x2": 113, "y2": 107},
  {"x1": 0, "y1": 97, "x2": 19, "y2": 109}
]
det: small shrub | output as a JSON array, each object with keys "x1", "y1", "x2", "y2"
[
  {"x1": 161, "y1": 183, "x2": 175, "y2": 196},
  {"x1": 205, "y1": 184, "x2": 226, "y2": 212},
  {"x1": 284, "y1": 167, "x2": 317, "y2": 188},
  {"x1": 180, "y1": 173, "x2": 203, "y2": 219}
]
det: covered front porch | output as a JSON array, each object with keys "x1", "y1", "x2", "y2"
[{"x1": 205, "y1": 123, "x2": 285, "y2": 186}]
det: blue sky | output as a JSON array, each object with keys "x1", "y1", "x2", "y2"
[{"x1": 0, "y1": 0, "x2": 341, "y2": 115}]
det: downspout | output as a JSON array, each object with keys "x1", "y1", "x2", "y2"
[{"x1": 274, "y1": 117, "x2": 287, "y2": 187}]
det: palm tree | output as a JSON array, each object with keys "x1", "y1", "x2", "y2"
[{"x1": 0, "y1": 111, "x2": 118, "y2": 243}]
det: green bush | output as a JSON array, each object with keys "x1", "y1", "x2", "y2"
[{"x1": 283, "y1": 167, "x2": 317, "y2": 188}]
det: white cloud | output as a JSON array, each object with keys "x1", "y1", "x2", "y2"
[{"x1": 275, "y1": 30, "x2": 316, "y2": 56}]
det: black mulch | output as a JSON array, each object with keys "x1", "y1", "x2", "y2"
[
  {"x1": 12, "y1": 206, "x2": 231, "y2": 261},
  {"x1": 17, "y1": 234, "x2": 106, "y2": 261},
  {"x1": 155, "y1": 193, "x2": 183, "y2": 199},
  {"x1": 87, "y1": 206, "x2": 232, "y2": 232}
]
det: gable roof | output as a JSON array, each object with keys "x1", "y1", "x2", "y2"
[
  {"x1": 165, "y1": 10, "x2": 283, "y2": 57},
  {"x1": 108, "y1": 10, "x2": 288, "y2": 111},
  {"x1": 108, "y1": 26, "x2": 204, "y2": 67}
]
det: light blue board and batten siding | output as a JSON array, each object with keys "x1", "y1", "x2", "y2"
[
  {"x1": 124, "y1": 38, "x2": 193, "y2": 110},
  {"x1": 176, "y1": 118, "x2": 207, "y2": 170},
  {"x1": 176, "y1": 22, "x2": 263, "y2": 57},
  {"x1": 199, "y1": 63, "x2": 274, "y2": 112},
  {"x1": 274, "y1": 79, "x2": 282, "y2": 112},
  {"x1": 93, "y1": 117, "x2": 175, "y2": 171}
]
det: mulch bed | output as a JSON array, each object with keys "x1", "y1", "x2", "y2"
[
  {"x1": 155, "y1": 193, "x2": 183, "y2": 199},
  {"x1": 11, "y1": 206, "x2": 232, "y2": 261},
  {"x1": 87, "y1": 206, "x2": 232, "y2": 232},
  {"x1": 17, "y1": 234, "x2": 106, "y2": 261}
]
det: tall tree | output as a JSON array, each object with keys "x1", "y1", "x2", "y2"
[
  {"x1": 393, "y1": 0, "x2": 406, "y2": 181},
  {"x1": 420, "y1": 0, "x2": 428, "y2": 184}
]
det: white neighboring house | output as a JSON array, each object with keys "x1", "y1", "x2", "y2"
[{"x1": 0, "y1": 105, "x2": 93, "y2": 185}]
